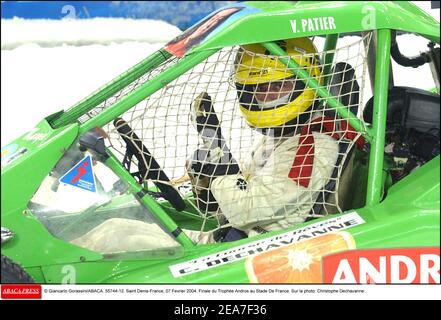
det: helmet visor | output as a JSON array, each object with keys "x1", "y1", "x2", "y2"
[
  {"x1": 235, "y1": 76, "x2": 305, "y2": 111},
  {"x1": 254, "y1": 80, "x2": 295, "y2": 109}
]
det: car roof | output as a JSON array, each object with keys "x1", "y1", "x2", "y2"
[{"x1": 187, "y1": 1, "x2": 439, "y2": 55}]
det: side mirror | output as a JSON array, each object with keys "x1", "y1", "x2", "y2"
[{"x1": 79, "y1": 127, "x2": 108, "y2": 159}]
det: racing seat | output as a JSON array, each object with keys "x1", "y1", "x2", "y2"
[{"x1": 308, "y1": 62, "x2": 362, "y2": 217}]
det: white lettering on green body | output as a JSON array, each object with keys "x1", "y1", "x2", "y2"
[{"x1": 290, "y1": 16, "x2": 337, "y2": 33}]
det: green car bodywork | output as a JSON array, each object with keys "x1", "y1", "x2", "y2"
[{"x1": 1, "y1": 1, "x2": 439, "y2": 284}]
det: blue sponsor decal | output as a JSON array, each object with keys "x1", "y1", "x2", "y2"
[
  {"x1": 59, "y1": 155, "x2": 96, "y2": 193},
  {"x1": 202, "y1": 4, "x2": 261, "y2": 41}
]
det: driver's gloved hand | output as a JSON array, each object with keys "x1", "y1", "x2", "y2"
[
  {"x1": 191, "y1": 92, "x2": 231, "y2": 162},
  {"x1": 186, "y1": 148, "x2": 240, "y2": 214},
  {"x1": 188, "y1": 92, "x2": 241, "y2": 214},
  {"x1": 191, "y1": 92, "x2": 220, "y2": 135}
]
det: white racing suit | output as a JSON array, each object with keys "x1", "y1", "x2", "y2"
[{"x1": 212, "y1": 131, "x2": 339, "y2": 231}]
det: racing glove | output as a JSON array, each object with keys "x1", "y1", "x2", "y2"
[{"x1": 187, "y1": 92, "x2": 240, "y2": 213}]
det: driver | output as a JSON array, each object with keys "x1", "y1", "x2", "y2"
[{"x1": 185, "y1": 37, "x2": 340, "y2": 242}]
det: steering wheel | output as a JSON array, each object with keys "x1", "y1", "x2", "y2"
[{"x1": 113, "y1": 118, "x2": 186, "y2": 212}]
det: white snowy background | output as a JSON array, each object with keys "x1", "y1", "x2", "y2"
[{"x1": 1, "y1": 1, "x2": 440, "y2": 146}]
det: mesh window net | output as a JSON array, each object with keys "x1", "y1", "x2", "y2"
[{"x1": 95, "y1": 33, "x2": 371, "y2": 244}]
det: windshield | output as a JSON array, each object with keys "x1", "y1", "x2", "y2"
[{"x1": 28, "y1": 141, "x2": 181, "y2": 257}]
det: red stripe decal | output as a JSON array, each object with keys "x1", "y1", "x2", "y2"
[{"x1": 289, "y1": 126, "x2": 315, "y2": 188}]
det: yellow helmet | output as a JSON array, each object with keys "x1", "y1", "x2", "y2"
[{"x1": 233, "y1": 37, "x2": 321, "y2": 129}]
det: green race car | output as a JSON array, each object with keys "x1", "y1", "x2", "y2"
[{"x1": 1, "y1": 1, "x2": 439, "y2": 284}]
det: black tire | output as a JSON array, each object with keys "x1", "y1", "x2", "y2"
[{"x1": 1, "y1": 255, "x2": 34, "y2": 283}]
